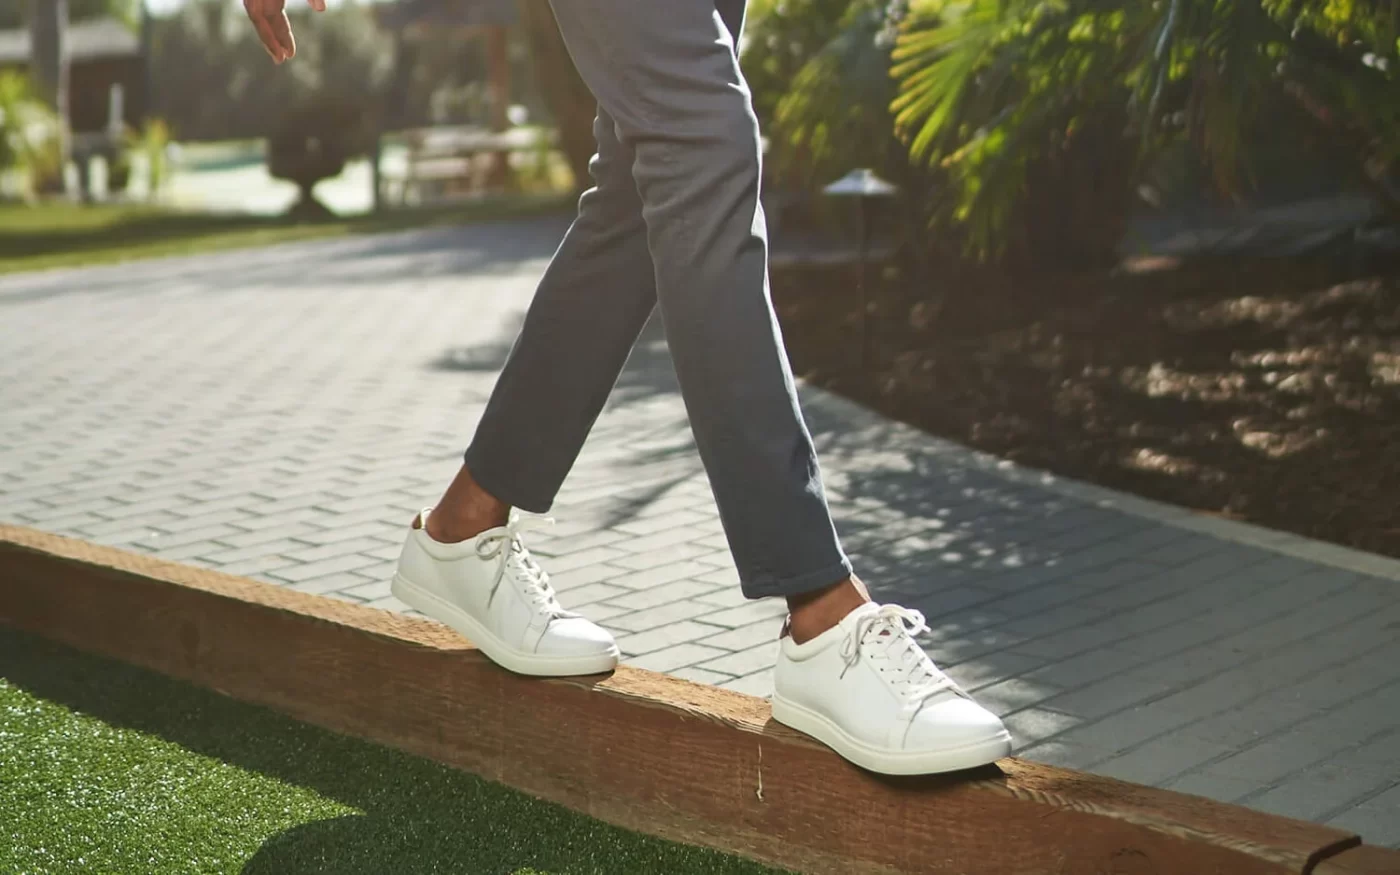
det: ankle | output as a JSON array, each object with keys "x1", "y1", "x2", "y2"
[
  {"x1": 422, "y1": 464, "x2": 512, "y2": 543},
  {"x1": 785, "y1": 577, "x2": 870, "y2": 645},
  {"x1": 421, "y1": 507, "x2": 504, "y2": 544}
]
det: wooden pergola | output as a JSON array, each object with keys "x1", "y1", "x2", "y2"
[
  {"x1": 376, "y1": 0, "x2": 517, "y2": 134},
  {"x1": 371, "y1": 0, "x2": 523, "y2": 205}
]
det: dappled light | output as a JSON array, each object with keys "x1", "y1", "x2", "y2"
[{"x1": 775, "y1": 260, "x2": 1400, "y2": 557}]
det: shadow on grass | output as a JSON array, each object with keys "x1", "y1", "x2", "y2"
[{"x1": 0, "y1": 626, "x2": 782, "y2": 875}]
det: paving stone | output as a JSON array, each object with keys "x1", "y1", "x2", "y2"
[
  {"x1": 154, "y1": 507, "x2": 261, "y2": 534},
  {"x1": 546, "y1": 545, "x2": 633, "y2": 574},
  {"x1": 720, "y1": 672, "x2": 774, "y2": 699},
  {"x1": 219, "y1": 555, "x2": 302, "y2": 578},
  {"x1": 291, "y1": 520, "x2": 400, "y2": 547},
  {"x1": 6, "y1": 219, "x2": 1399, "y2": 834},
  {"x1": 613, "y1": 527, "x2": 706, "y2": 554},
  {"x1": 691, "y1": 586, "x2": 752, "y2": 609},
  {"x1": 972, "y1": 677, "x2": 1068, "y2": 716},
  {"x1": 579, "y1": 602, "x2": 633, "y2": 624},
  {"x1": 363, "y1": 595, "x2": 413, "y2": 613},
  {"x1": 628, "y1": 643, "x2": 731, "y2": 673},
  {"x1": 1037, "y1": 669, "x2": 1176, "y2": 721},
  {"x1": 1090, "y1": 735, "x2": 1235, "y2": 786},
  {"x1": 1016, "y1": 740, "x2": 1110, "y2": 769},
  {"x1": 604, "y1": 599, "x2": 729, "y2": 633},
  {"x1": 606, "y1": 542, "x2": 713, "y2": 571},
  {"x1": 280, "y1": 540, "x2": 385, "y2": 564},
  {"x1": 612, "y1": 509, "x2": 714, "y2": 536},
  {"x1": 695, "y1": 565, "x2": 742, "y2": 589},
  {"x1": 77, "y1": 512, "x2": 183, "y2": 538},
  {"x1": 612, "y1": 561, "x2": 727, "y2": 595},
  {"x1": 1163, "y1": 771, "x2": 1262, "y2": 804},
  {"x1": 215, "y1": 522, "x2": 327, "y2": 549},
  {"x1": 670, "y1": 666, "x2": 737, "y2": 686},
  {"x1": 694, "y1": 599, "x2": 789, "y2": 628},
  {"x1": 695, "y1": 619, "x2": 783, "y2": 652},
  {"x1": 22, "y1": 511, "x2": 108, "y2": 533},
  {"x1": 549, "y1": 563, "x2": 628, "y2": 590},
  {"x1": 616, "y1": 621, "x2": 731, "y2": 657},
  {"x1": 692, "y1": 549, "x2": 737, "y2": 569},
  {"x1": 200, "y1": 539, "x2": 319, "y2": 566},
  {"x1": 605, "y1": 579, "x2": 719, "y2": 611},
  {"x1": 266, "y1": 553, "x2": 381, "y2": 584},
  {"x1": 149, "y1": 540, "x2": 231, "y2": 562},
  {"x1": 529, "y1": 528, "x2": 631, "y2": 558},
  {"x1": 1017, "y1": 646, "x2": 1145, "y2": 689},
  {"x1": 1054, "y1": 703, "x2": 1198, "y2": 754},
  {"x1": 555, "y1": 582, "x2": 630, "y2": 608},
  {"x1": 942, "y1": 651, "x2": 1043, "y2": 692},
  {"x1": 697, "y1": 641, "x2": 780, "y2": 677},
  {"x1": 1243, "y1": 763, "x2": 1399, "y2": 823},
  {"x1": 1325, "y1": 802, "x2": 1400, "y2": 849},
  {"x1": 1001, "y1": 708, "x2": 1082, "y2": 747},
  {"x1": 338, "y1": 579, "x2": 394, "y2": 601}
]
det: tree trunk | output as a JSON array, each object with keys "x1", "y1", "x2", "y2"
[
  {"x1": 517, "y1": 0, "x2": 594, "y2": 194},
  {"x1": 29, "y1": 0, "x2": 71, "y2": 195}
]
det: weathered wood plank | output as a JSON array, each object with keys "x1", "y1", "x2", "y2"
[
  {"x1": 1313, "y1": 845, "x2": 1400, "y2": 874},
  {"x1": 0, "y1": 525, "x2": 1368, "y2": 875}
]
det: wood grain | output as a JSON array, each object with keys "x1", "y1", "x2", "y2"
[{"x1": 0, "y1": 525, "x2": 1378, "y2": 875}]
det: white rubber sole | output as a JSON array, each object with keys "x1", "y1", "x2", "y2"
[
  {"x1": 391, "y1": 573, "x2": 619, "y2": 677},
  {"x1": 770, "y1": 693, "x2": 1012, "y2": 776}
]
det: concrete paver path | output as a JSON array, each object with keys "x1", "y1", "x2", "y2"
[{"x1": 2, "y1": 220, "x2": 1397, "y2": 847}]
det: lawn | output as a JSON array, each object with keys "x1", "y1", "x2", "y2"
[
  {"x1": 0, "y1": 626, "x2": 784, "y2": 875},
  {"x1": 0, "y1": 195, "x2": 574, "y2": 276}
]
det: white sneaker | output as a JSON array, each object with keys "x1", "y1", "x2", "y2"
[
  {"x1": 772, "y1": 602, "x2": 1012, "y2": 775},
  {"x1": 390, "y1": 508, "x2": 619, "y2": 677}
]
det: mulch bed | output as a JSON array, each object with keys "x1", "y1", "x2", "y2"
[{"x1": 772, "y1": 252, "x2": 1400, "y2": 559}]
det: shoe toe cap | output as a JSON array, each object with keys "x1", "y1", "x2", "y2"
[
  {"x1": 904, "y1": 696, "x2": 1010, "y2": 752},
  {"x1": 537, "y1": 617, "x2": 618, "y2": 658}
]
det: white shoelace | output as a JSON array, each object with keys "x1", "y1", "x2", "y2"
[
  {"x1": 840, "y1": 604, "x2": 961, "y2": 711},
  {"x1": 474, "y1": 515, "x2": 573, "y2": 619}
]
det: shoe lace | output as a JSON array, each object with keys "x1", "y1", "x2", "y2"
[
  {"x1": 839, "y1": 604, "x2": 961, "y2": 711},
  {"x1": 474, "y1": 515, "x2": 572, "y2": 618}
]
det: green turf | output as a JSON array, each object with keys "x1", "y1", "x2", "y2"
[
  {"x1": 0, "y1": 627, "x2": 786, "y2": 875},
  {"x1": 0, "y1": 195, "x2": 573, "y2": 276}
]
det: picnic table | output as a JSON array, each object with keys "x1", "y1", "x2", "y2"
[{"x1": 388, "y1": 125, "x2": 550, "y2": 205}]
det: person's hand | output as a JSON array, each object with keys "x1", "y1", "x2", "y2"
[{"x1": 244, "y1": 0, "x2": 327, "y2": 65}]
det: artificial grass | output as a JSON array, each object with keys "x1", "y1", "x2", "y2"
[
  {"x1": 0, "y1": 626, "x2": 786, "y2": 875},
  {"x1": 0, "y1": 194, "x2": 574, "y2": 276}
]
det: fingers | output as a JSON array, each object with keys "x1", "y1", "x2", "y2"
[
  {"x1": 244, "y1": 0, "x2": 296, "y2": 64},
  {"x1": 268, "y1": 8, "x2": 297, "y2": 60},
  {"x1": 306, "y1": 0, "x2": 327, "y2": 11}
]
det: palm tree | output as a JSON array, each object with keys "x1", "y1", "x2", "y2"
[
  {"x1": 889, "y1": 0, "x2": 1400, "y2": 259},
  {"x1": 28, "y1": 0, "x2": 70, "y2": 194}
]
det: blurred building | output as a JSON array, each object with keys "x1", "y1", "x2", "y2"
[{"x1": 0, "y1": 16, "x2": 147, "y2": 135}]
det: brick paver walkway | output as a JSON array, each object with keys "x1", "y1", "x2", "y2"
[{"x1": 2, "y1": 220, "x2": 1397, "y2": 847}]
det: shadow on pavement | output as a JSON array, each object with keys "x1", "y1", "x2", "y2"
[{"x1": 0, "y1": 216, "x2": 573, "y2": 307}]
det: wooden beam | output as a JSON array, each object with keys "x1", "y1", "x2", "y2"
[
  {"x1": 1313, "y1": 845, "x2": 1400, "y2": 874},
  {"x1": 0, "y1": 525, "x2": 1386, "y2": 875}
]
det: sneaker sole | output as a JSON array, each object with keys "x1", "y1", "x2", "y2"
[
  {"x1": 390, "y1": 573, "x2": 619, "y2": 677},
  {"x1": 770, "y1": 693, "x2": 1012, "y2": 776}
]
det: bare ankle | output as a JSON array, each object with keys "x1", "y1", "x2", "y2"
[
  {"x1": 785, "y1": 576, "x2": 870, "y2": 645},
  {"x1": 424, "y1": 465, "x2": 510, "y2": 543}
]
